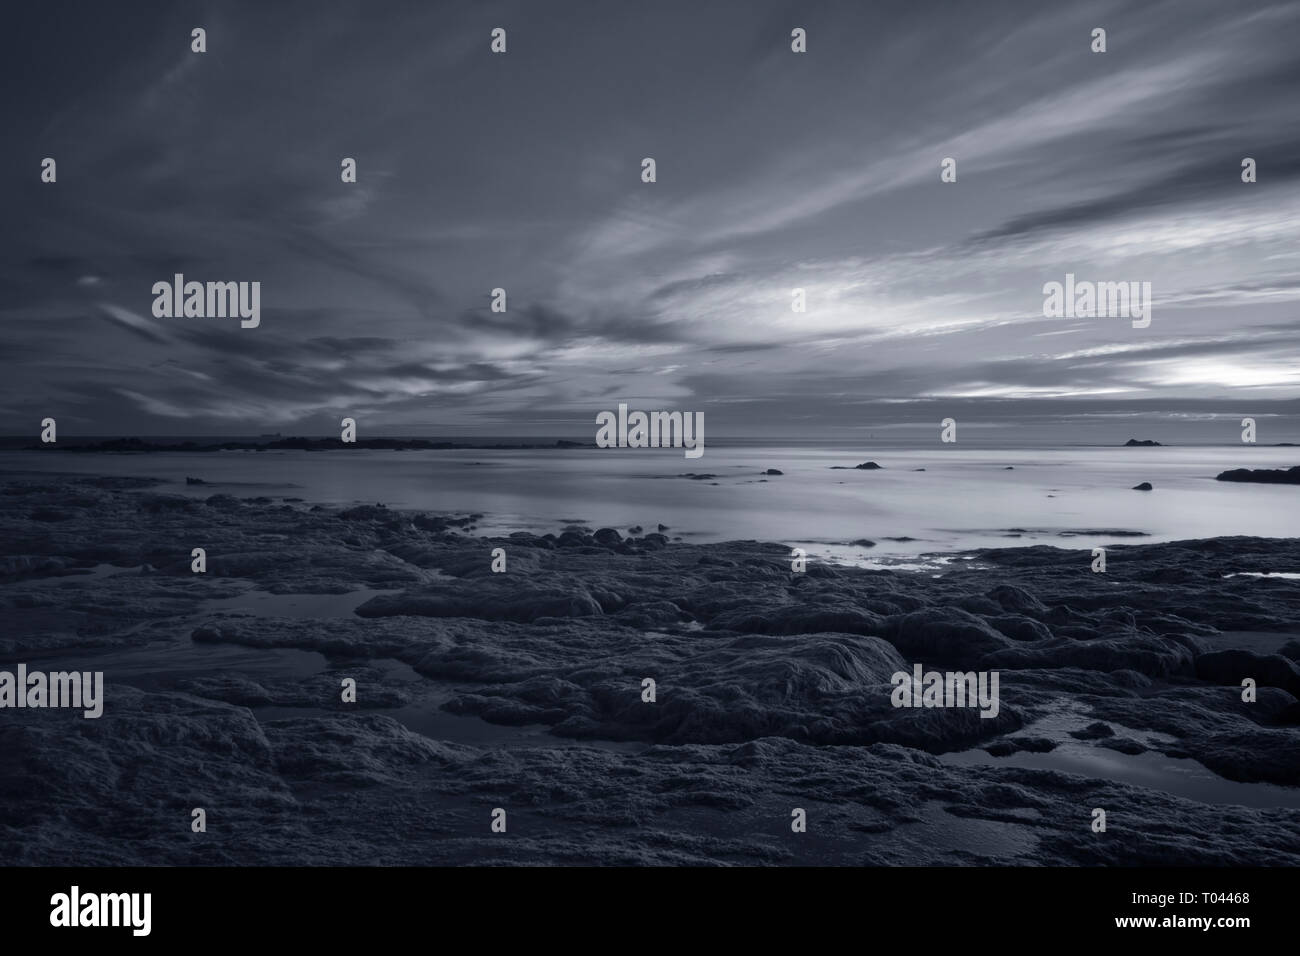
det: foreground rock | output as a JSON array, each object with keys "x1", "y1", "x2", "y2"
[{"x1": 1, "y1": 471, "x2": 1298, "y2": 866}]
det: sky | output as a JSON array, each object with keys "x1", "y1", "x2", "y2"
[{"x1": 2, "y1": 0, "x2": 1299, "y2": 442}]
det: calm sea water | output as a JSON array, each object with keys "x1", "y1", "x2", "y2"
[{"x1": 4, "y1": 444, "x2": 1299, "y2": 564}]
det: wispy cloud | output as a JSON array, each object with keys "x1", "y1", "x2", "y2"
[{"x1": 3, "y1": 0, "x2": 1298, "y2": 436}]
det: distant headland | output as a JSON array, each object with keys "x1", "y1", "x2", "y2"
[{"x1": 22, "y1": 436, "x2": 593, "y2": 453}]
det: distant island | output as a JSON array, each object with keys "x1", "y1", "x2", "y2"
[
  {"x1": 1124, "y1": 439, "x2": 1162, "y2": 447},
  {"x1": 27, "y1": 436, "x2": 593, "y2": 453},
  {"x1": 1216, "y1": 466, "x2": 1300, "y2": 485}
]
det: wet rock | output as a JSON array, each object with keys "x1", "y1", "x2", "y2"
[
  {"x1": 710, "y1": 604, "x2": 887, "y2": 637},
  {"x1": 1195, "y1": 728, "x2": 1300, "y2": 785},
  {"x1": 988, "y1": 615, "x2": 1053, "y2": 642},
  {"x1": 989, "y1": 634, "x2": 1197, "y2": 679},
  {"x1": 357, "y1": 581, "x2": 605, "y2": 623},
  {"x1": 1070, "y1": 721, "x2": 1115, "y2": 740},
  {"x1": 1098, "y1": 737, "x2": 1147, "y2": 755},
  {"x1": 1196, "y1": 649, "x2": 1300, "y2": 697},
  {"x1": 986, "y1": 585, "x2": 1048, "y2": 617},
  {"x1": 887, "y1": 608, "x2": 1015, "y2": 668}
]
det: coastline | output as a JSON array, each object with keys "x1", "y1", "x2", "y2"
[{"x1": 2, "y1": 471, "x2": 1299, "y2": 865}]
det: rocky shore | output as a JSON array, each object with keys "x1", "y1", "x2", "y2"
[{"x1": 2, "y1": 472, "x2": 1298, "y2": 865}]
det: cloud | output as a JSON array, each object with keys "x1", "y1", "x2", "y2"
[
  {"x1": 5, "y1": 0, "x2": 1299, "y2": 436},
  {"x1": 97, "y1": 304, "x2": 169, "y2": 344}
]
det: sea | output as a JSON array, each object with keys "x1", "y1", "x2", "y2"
[{"x1": 4, "y1": 440, "x2": 1298, "y2": 567}]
